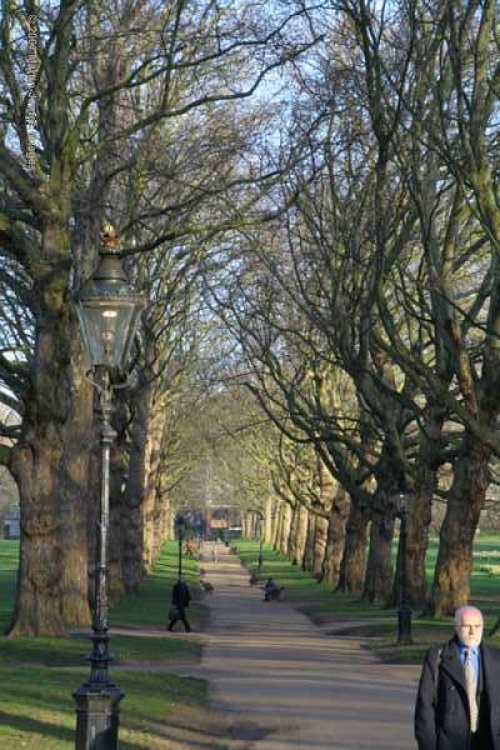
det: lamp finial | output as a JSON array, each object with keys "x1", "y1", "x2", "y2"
[{"x1": 100, "y1": 223, "x2": 119, "y2": 250}]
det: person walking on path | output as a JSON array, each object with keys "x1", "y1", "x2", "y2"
[
  {"x1": 415, "y1": 605, "x2": 500, "y2": 750},
  {"x1": 167, "y1": 575, "x2": 192, "y2": 632}
]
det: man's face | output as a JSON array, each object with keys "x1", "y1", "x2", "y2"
[{"x1": 456, "y1": 610, "x2": 483, "y2": 648}]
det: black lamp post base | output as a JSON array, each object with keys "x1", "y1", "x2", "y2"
[
  {"x1": 398, "y1": 608, "x2": 413, "y2": 645},
  {"x1": 73, "y1": 683, "x2": 124, "y2": 750}
]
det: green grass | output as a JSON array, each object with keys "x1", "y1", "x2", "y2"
[
  {"x1": 0, "y1": 631, "x2": 199, "y2": 667},
  {"x1": 0, "y1": 664, "x2": 207, "y2": 749},
  {"x1": 0, "y1": 541, "x2": 19, "y2": 633},
  {"x1": 0, "y1": 541, "x2": 210, "y2": 749}
]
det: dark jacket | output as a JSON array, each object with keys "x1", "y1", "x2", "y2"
[
  {"x1": 172, "y1": 581, "x2": 191, "y2": 611},
  {"x1": 415, "y1": 635, "x2": 500, "y2": 750}
]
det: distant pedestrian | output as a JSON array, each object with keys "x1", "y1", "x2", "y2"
[
  {"x1": 167, "y1": 575, "x2": 191, "y2": 632},
  {"x1": 415, "y1": 605, "x2": 500, "y2": 750},
  {"x1": 184, "y1": 539, "x2": 196, "y2": 558},
  {"x1": 263, "y1": 577, "x2": 281, "y2": 601},
  {"x1": 212, "y1": 542, "x2": 218, "y2": 563}
]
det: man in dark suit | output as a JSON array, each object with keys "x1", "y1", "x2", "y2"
[
  {"x1": 415, "y1": 605, "x2": 500, "y2": 750},
  {"x1": 167, "y1": 575, "x2": 191, "y2": 632}
]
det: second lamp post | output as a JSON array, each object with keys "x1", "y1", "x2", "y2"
[
  {"x1": 257, "y1": 511, "x2": 264, "y2": 569},
  {"x1": 175, "y1": 515, "x2": 186, "y2": 579},
  {"x1": 397, "y1": 485, "x2": 412, "y2": 646}
]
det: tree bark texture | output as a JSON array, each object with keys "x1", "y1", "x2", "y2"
[
  {"x1": 8, "y1": 250, "x2": 93, "y2": 635},
  {"x1": 313, "y1": 514, "x2": 329, "y2": 579},
  {"x1": 287, "y1": 502, "x2": 299, "y2": 563},
  {"x1": 108, "y1": 434, "x2": 128, "y2": 601},
  {"x1": 403, "y1": 396, "x2": 447, "y2": 607},
  {"x1": 304, "y1": 512, "x2": 316, "y2": 572},
  {"x1": 141, "y1": 409, "x2": 166, "y2": 573},
  {"x1": 362, "y1": 508, "x2": 395, "y2": 605},
  {"x1": 120, "y1": 374, "x2": 150, "y2": 593},
  {"x1": 323, "y1": 488, "x2": 349, "y2": 586},
  {"x1": 338, "y1": 498, "x2": 369, "y2": 593},
  {"x1": 280, "y1": 503, "x2": 293, "y2": 555},
  {"x1": 295, "y1": 504, "x2": 309, "y2": 569},
  {"x1": 431, "y1": 435, "x2": 491, "y2": 615},
  {"x1": 264, "y1": 495, "x2": 275, "y2": 543},
  {"x1": 272, "y1": 501, "x2": 285, "y2": 550}
]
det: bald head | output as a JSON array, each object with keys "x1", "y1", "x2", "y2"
[{"x1": 454, "y1": 605, "x2": 484, "y2": 648}]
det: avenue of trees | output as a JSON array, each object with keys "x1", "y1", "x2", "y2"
[{"x1": 0, "y1": 0, "x2": 498, "y2": 635}]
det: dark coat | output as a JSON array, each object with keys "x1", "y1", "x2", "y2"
[
  {"x1": 415, "y1": 635, "x2": 500, "y2": 750},
  {"x1": 172, "y1": 581, "x2": 191, "y2": 611}
]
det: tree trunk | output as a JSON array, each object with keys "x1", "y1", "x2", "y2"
[
  {"x1": 287, "y1": 502, "x2": 299, "y2": 563},
  {"x1": 108, "y1": 434, "x2": 128, "y2": 601},
  {"x1": 120, "y1": 372, "x2": 150, "y2": 593},
  {"x1": 338, "y1": 497, "x2": 369, "y2": 593},
  {"x1": 431, "y1": 434, "x2": 490, "y2": 615},
  {"x1": 264, "y1": 495, "x2": 275, "y2": 543},
  {"x1": 304, "y1": 512, "x2": 316, "y2": 572},
  {"x1": 310, "y1": 457, "x2": 334, "y2": 579},
  {"x1": 280, "y1": 503, "x2": 293, "y2": 555},
  {"x1": 404, "y1": 396, "x2": 447, "y2": 607},
  {"x1": 389, "y1": 486, "x2": 434, "y2": 610},
  {"x1": 142, "y1": 409, "x2": 164, "y2": 572},
  {"x1": 150, "y1": 464, "x2": 171, "y2": 566},
  {"x1": 362, "y1": 508, "x2": 395, "y2": 605},
  {"x1": 8, "y1": 247, "x2": 93, "y2": 635},
  {"x1": 274, "y1": 500, "x2": 286, "y2": 552},
  {"x1": 313, "y1": 514, "x2": 329, "y2": 579},
  {"x1": 295, "y1": 504, "x2": 309, "y2": 568},
  {"x1": 323, "y1": 488, "x2": 349, "y2": 586}
]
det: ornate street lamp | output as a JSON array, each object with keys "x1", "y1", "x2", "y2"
[
  {"x1": 175, "y1": 515, "x2": 186, "y2": 580},
  {"x1": 73, "y1": 225, "x2": 144, "y2": 750},
  {"x1": 397, "y1": 480, "x2": 413, "y2": 646}
]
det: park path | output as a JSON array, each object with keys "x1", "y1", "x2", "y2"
[{"x1": 193, "y1": 542, "x2": 422, "y2": 750}]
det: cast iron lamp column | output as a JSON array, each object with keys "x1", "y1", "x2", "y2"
[
  {"x1": 257, "y1": 512, "x2": 264, "y2": 569},
  {"x1": 175, "y1": 515, "x2": 186, "y2": 580},
  {"x1": 397, "y1": 490, "x2": 413, "y2": 646},
  {"x1": 74, "y1": 225, "x2": 144, "y2": 750}
]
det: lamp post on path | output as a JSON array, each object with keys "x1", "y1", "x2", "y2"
[
  {"x1": 175, "y1": 515, "x2": 186, "y2": 579},
  {"x1": 397, "y1": 480, "x2": 412, "y2": 646},
  {"x1": 74, "y1": 224, "x2": 144, "y2": 750},
  {"x1": 257, "y1": 511, "x2": 264, "y2": 569}
]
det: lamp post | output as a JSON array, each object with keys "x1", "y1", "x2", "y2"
[
  {"x1": 74, "y1": 224, "x2": 144, "y2": 750},
  {"x1": 175, "y1": 515, "x2": 186, "y2": 580},
  {"x1": 257, "y1": 512, "x2": 264, "y2": 569},
  {"x1": 397, "y1": 485, "x2": 412, "y2": 646}
]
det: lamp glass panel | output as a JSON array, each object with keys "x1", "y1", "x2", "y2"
[
  {"x1": 78, "y1": 301, "x2": 138, "y2": 369},
  {"x1": 119, "y1": 306, "x2": 142, "y2": 370}
]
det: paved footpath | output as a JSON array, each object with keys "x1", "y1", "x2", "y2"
[{"x1": 192, "y1": 543, "x2": 421, "y2": 750}]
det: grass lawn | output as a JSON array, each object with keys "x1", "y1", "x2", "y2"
[
  {"x1": 0, "y1": 541, "x2": 212, "y2": 749},
  {"x1": 233, "y1": 536, "x2": 500, "y2": 664},
  {"x1": 0, "y1": 666, "x2": 207, "y2": 749}
]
